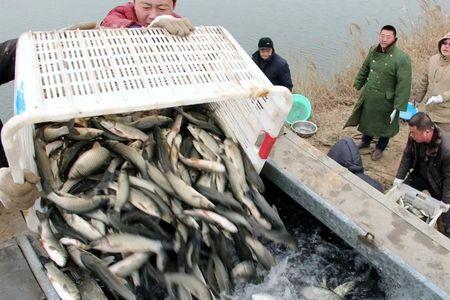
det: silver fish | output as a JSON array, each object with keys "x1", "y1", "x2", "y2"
[
  {"x1": 165, "y1": 172, "x2": 215, "y2": 209},
  {"x1": 81, "y1": 251, "x2": 137, "y2": 300},
  {"x1": 68, "y1": 142, "x2": 111, "y2": 179},
  {"x1": 244, "y1": 235, "x2": 276, "y2": 270},
  {"x1": 46, "y1": 191, "x2": 108, "y2": 213},
  {"x1": 38, "y1": 212, "x2": 68, "y2": 267},
  {"x1": 165, "y1": 272, "x2": 213, "y2": 300},
  {"x1": 109, "y1": 252, "x2": 150, "y2": 277},
  {"x1": 44, "y1": 262, "x2": 81, "y2": 300},
  {"x1": 98, "y1": 118, "x2": 149, "y2": 141},
  {"x1": 183, "y1": 209, "x2": 238, "y2": 233}
]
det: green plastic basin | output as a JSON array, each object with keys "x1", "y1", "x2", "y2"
[{"x1": 286, "y1": 94, "x2": 312, "y2": 124}]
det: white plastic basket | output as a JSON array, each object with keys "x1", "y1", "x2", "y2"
[
  {"x1": 386, "y1": 183, "x2": 450, "y2": 227},
  {"x1": 2, "y1": 26, "x2": 292, "y2": 185}
]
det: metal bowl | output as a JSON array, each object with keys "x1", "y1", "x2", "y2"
[{"x1": 291, "y1": 120, "x2": 317, "y2": 138}]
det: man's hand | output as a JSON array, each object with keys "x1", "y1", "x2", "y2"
[
  {"x1": 426, "y1": 94, "x2": 444, "y2": 106},
  {"x1": 393, "y1": 178, "x2": 403, "y2": 187},
  {"x1": 149, "y1": 15, "x2": 194, "y2": 37},
  {"x1": 389, "y1": 109, "x2": 397, "y2": 124},
  {"x1": 0, "y1": 168, "x2": 40, "y2": 210}
]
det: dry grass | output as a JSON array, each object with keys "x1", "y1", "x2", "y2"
[{"x1": 294, "y1": 0, "x2": 450, "y2": 115}]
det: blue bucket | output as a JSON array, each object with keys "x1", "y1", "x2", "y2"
[
  {"x1": 286, "y1": 94, "x2": 312, "y2": 125},
  {"x1": 399, "y1": 103, "x2": 418, "y2": 121}
]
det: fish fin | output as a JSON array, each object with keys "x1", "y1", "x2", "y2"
[
  {"x1": 67, "y1": 119, "x2": 79, "y2": 136},
  {"x1": 101, "y1": 256, "x2": 116, "y2": 266},
  {"x1": 333, "y1": 280, "x2": 356, "y2": 297}
]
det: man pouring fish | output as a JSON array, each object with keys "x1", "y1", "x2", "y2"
[{"x1": 0, "y1": 0, "x2": 195, "y2": 210}]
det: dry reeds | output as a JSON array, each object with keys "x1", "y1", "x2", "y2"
[{"x1": 295, "y1": 0, "x2": 450, "y2": 113}]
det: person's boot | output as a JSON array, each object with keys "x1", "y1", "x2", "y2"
[{"x1": 371, "y1": 148, "x2": 383, "y2": 161}]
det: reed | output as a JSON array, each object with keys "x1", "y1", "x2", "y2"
[{"x1": 294, "y1": 0, "x2": 450, "y2": 113}]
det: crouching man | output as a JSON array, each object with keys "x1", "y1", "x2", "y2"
[{"x1": 394, "y1": 112, "x2": 450, "y2": 237}]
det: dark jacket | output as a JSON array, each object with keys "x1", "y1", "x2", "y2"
[
  {"x1": 396, "y1": 126, "x2": 450, "y2": 203},
  {"x1": 0, "y1": 39, "x2": 17, "y2": 85},
  {"x1": 327, "y1": 137, "x2": 384, "y2": 192},
  {"x1": 0, "y1": 39, "x2": 16, "y2": 167},
  {"x1": 252, "y1": 50, "x2": 293, "y2": 91}
]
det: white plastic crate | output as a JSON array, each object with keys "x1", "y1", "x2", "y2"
[
  {"x1": 2, "y1": 26, "x2": 292, "y2": 185},
  {"x1": 386, "y1": 183, "x2": 450, "y2": 227}
]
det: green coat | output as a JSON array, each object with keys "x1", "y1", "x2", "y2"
[{"x1": 344, "y1": 44, "x2": 412, "y2": 137}]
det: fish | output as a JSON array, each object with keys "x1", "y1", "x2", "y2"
[
  {"x1": 37, "y1": 211, "x2": 68, "y2": 267},
  {"x1": 187, "y1": 124, "x2": 221, "y2": 155},
  {"x1": 129, "y1": 115, "x2": 173, "y2": 131},
  {"x1": 166, "y1": 114, "x2": 183, "y2": 147},
  {"x1": 45, "y1": 140, "x2": 64, "y2": 157},
  {"x1": 109, "y1": 252, "x2": 150, "y2": 278},
  {"x1": 175, "y1": 107, "x2": 224, "y2": 137},
  {"x1": 46, "y1": 191, "x2": 108, "y2": 214},
  {"x1": 154, "y1": 126, "x2": 173, "y2": 172},
  {"x1": 43, "y1": 125, "x2": 70, "y2": 142},
  {"x1": 80, "y1": 251, "x2": 137, "y2": 300},
  {"x1": 165, "y1": 172, "x2": 215, "y2": 209},
  {"x1": 44, "y1": 261, "x2": 81, "y2": 300},
  {"x1": 178, "y1": 154, "x2": 226, "y2": 173},
  {"x1": 79, "y1": 274, "x2": 108, "y2": 300},
  {"x1": 298, "y1": 280, "x2": 356, "y2": 300},
  {"x1": 59, "y1": 141, "x2": 90, "y2": 180},
  {"x1": 68, "y1": 142, "x2": 111, "y2": 179},
  {"x1": 67, "y1": 123, "x2": 104, "y2": 141},
  {"x1": 34, "y1": 135, "x2": 55, "y2": 193},
  {"x1": 195, "y1": 185, "x2": 243, "y2": 212},
  {"x1": 183, "y1": 209, "x2": 238, "y2": 233},
  {"x1": 90, "y1": 233, "x2": 167, "y2": 270},
  {"x1": 242, "y1": 151, "x2": 265, "y2": 193},
  {"x1": 164, "y1": 272, "x2": 213, "y2": 300},
  {"x1": 244, "y1": 235, "x2": 276, "y2": 270},
  {"x1": 231, "y1": 261, "x2": 256, "y2": 283},
  {"x1": 105, "y1": 140, "x2": 149, "y2": 179},
  {"x1": 61, "y1": 210, "x2": 104, "y2": 241},
  {"x1": 98, "y1": 118, "x2": 149, "y2": 141},
  {"x1": 114, "y1": 169, "x2": 130, "y2": 212}
]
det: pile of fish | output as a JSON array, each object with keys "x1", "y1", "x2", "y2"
[
  {"x1": 396, "y1": 196, "x2": 433, "y2": 223},
  {"x1": 33, "y1": 105, "x2": 296, "y2": 300}
]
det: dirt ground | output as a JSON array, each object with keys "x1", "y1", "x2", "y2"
[{"x1": 304, "y1": 103, "x2": 410, "y2": 191}]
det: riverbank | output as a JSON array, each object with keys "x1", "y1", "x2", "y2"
[{"x1": 295, "y1": 1, "x2": 450, "y2": 189}]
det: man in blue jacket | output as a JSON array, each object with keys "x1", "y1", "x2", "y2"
[{"x1": 252, "y1": 37, "x2": 293, "y2": 91}]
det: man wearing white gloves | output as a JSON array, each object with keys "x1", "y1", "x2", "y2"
[
  {"x1": 345, "y1": 25, "x2": 412, "y2": 161},
  {"x1": 415, "y1": 32, "x2": 450, "y2": 133},
  {"x1": 101, "y1": 0, "x2": 194, "y2": 36},
  {"x1": 394, "y1": 112, "x2": 450, "y2": 237}
]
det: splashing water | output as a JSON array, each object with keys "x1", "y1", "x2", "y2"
[{"x1": 230, "y1": 180, "x2": 414, "y2": 300}]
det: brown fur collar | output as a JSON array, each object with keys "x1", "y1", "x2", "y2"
[{"x1": 426, "y1": 126, "x2": 442, "y2": 157}]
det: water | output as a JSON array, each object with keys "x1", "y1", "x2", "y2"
[
  {"x1": 0, "y1": 0, "x2": 449, "y2": 121},
  {"x1": 230, "y1": 179, "x2": 412, "y2": 300}
]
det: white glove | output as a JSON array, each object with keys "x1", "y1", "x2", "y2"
[
  {"x1": 426, "y1": 94, "x2": 444, "y2": 106},
  {"x1": 0, "y1": 168, "x2": 40, "y2": 210},
  {"x1": 149, "y1": 15, "x2": 195, "y2": 37},
  {"x1": 60, "y1": 21, "x2": 97, "y2": 31},
  {"x1": 393, "y1": 178, "x2": 404, "y2": 187},
  {"x1": 389, "y1": 109, "x2": 397, "y2": 124}
]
